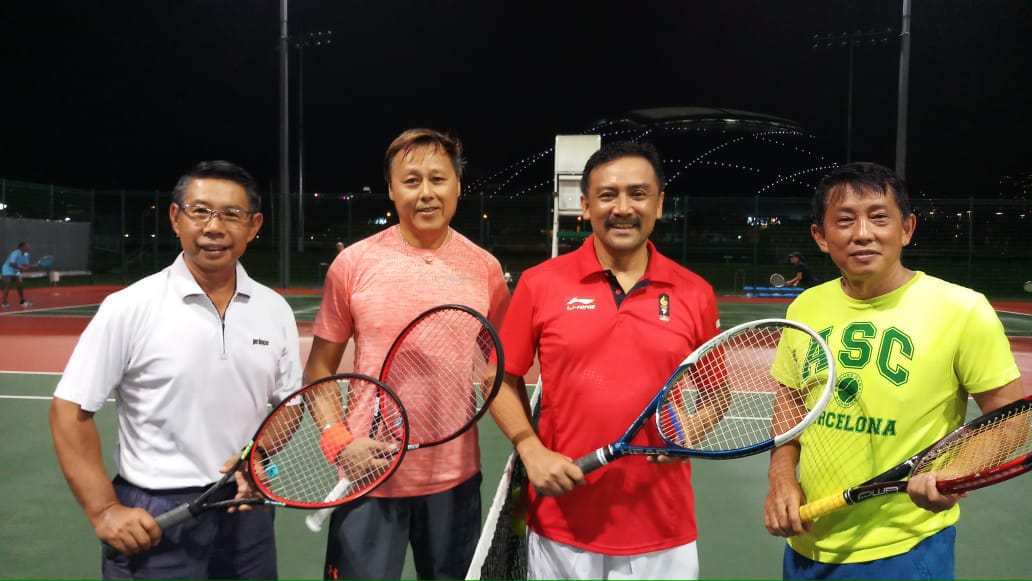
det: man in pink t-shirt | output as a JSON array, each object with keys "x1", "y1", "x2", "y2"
[{"x1": 305, "y1": 128, "x2": 510, "y2": 580}]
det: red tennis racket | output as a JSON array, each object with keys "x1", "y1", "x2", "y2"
[
  {"x1": 799, "y1": 395, "x2": 1032, "y2": 521},
  {"x1": 305, "y1": 304, "x2": 503, "y2": 532},
  {"x1": 103, "y1": 373, "x2": 407, "y2": 557}
]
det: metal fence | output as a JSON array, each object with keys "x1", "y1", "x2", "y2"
[{"x1": 1, "y1": 178, "x2": 1029, "y2": 298}]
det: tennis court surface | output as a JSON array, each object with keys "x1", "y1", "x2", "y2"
[{"x1": 1, "y1": 286, "x2": 1029, "y2": 579}]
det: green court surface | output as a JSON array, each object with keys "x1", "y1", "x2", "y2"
[{"x1": 2, "y1": 300, "x2": 1029, "y2": 579}]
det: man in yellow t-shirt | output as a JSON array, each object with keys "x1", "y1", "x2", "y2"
[{"x1": 764, "y1": 161, "x2": 1023, "y2": 580}]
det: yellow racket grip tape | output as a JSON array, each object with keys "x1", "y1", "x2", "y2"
[{"x1": 798, "y1": 494, "x2": 848, "y2": 522}]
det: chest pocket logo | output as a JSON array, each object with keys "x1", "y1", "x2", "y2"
[{"x1": 566, "y1": 297, "x2": 596, "y2": 311}]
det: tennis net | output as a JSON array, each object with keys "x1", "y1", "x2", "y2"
[{"x1": 465, "y1": 383, "x2": 540, "y2": 580}]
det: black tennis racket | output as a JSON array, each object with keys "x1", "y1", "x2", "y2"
[
  {"x1": 798, "y1": 395, "x2": 1032, "y2": 521},
  {"x1": 769, "y1": 273, "x2": 787, "y2": 287},
  {"x1": 305, "y1": 304, "x2": 504, "y2": 532},
  {"x1": 103, "y1": 373, "x2": 408, "y2": 557},
  {"x1": 575, "y1": 318, "x2": 836, "y2": 474}
]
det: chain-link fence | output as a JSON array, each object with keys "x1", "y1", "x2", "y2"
[{"x1": 1, "y1": 178, "x2": 1029, "y2": 298}]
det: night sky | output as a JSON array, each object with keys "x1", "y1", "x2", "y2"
[{"x1": 2, "y1": 0, "x2": 1030, "y2": 197}]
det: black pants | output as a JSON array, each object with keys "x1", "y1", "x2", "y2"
[
  {"x1": 103, "y1": 475, "x2": 277, "y2": 580},
  {"x1": 324, "y1": 472, "x2": 482, "y2": 580}
]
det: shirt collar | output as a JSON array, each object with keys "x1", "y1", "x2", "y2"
[
  {"x1": 572, "y1": 235, "x2": 675, "y2": 285},
  {"x1": 169, "y1": 253, "x2": 253, "y2": 299}
]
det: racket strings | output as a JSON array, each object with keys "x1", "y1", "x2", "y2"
[
  {"x1": 384, "y1": 308, "x2": 498, "y2": 444},
  {"x1": 658, "y1": 324, "x2": 825, "y2": 452},
  {"x1": 253, "y1": 377, "x2": 406, "y2": 505},
  {"x1": 914, "y1": 405, "x2": 1032, "y2": 481}
]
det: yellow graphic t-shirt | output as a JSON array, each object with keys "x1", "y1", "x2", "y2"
[{"x1": 776, "y1": 272, "x2": 1019, "y2": 563}]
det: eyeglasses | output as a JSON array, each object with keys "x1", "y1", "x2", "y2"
[{"x1": 177, "y1": 203, "x2": 255, "y2": 225}]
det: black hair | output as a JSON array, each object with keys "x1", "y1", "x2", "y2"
[
  {"x1": 812, "y1": 161, "x2": 911, "y2": 228},
  {"x1": 171, "y1": 160, "x2": 261, "y2": 211},
  {"x1": 579, "y1": 141, "x2": 665, "y2": 195}
]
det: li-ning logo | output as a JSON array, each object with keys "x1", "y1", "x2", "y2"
[
  {"x1": 566, "y1": 297, "x2": 596, "y2": 311},
  {"x1": 252, "y1": 338, "x2": 269, "y2": 346}
]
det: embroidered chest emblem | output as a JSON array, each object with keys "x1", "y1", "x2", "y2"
[{"x1": 658, "y1": 293, "x2": 670, "y2": 321}]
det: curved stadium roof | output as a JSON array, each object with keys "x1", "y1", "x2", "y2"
[{"x1": 466, "y1": 106, "x2": 839, "y2": 200}]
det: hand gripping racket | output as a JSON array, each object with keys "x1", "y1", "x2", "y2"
[
  {"x1": 103, "y1": 373, "x2": 408, "y2": 557},
  {"x1": 769, "y1": 273, "x2": 787, "y2": 287},
  {"x1": 576, "y1": 318, "x2": 836, "y2": 474},
  {"x1": 798, "y1": 395, "x2": 1032, "y2": 521},
  {"x1": 305, "y1": 304, "x2": 504, "y2": 532}
]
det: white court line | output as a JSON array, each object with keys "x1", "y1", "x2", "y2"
[
  {"x1": 0, "y1": 395, "x2": 115, "y2": 402},
  {"x1": 0, "y1": 304, "x2": 101, "y2": 316}
]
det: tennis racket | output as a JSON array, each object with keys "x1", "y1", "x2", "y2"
[
  {"x1": 36, "y1": 255, "x2": 55, "y2": 269},
  {"x1": 103, "y1": 373, "x2": 408, "y2": 557},
  {"x1": 305, "y1": 304, "x2": 504, "y2": 532},
  {"x1": 769, "y1": 273, "x2": 787, "y2": 287},
  {"x1": 1023, "y1": 280, "x2": 1032, "y2": 293},
  {"x1": 575, "y1": 318, "x2": 836, "y2": 474},
  {"x1": 798, "y1": 395, "x2": 1032, "y2": 522}
]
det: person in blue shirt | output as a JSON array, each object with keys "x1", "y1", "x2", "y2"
[{"x1": 2, "y1": 241, "x2": 34, "y2": 308}]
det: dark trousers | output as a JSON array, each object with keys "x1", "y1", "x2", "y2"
[
  {"x1": 324, "y1": 472, "x2": 482, "y2": 580},
  {"x1": 783, "y1": 526, "x2": 956, "y2": 580},
  {"x1": 103, "y1": 475, "x2": 277, "y2": 580}
]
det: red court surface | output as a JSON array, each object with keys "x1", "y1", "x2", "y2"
[{"x1": 0, "y1": 286, "x2": 1028, "y2": 395}]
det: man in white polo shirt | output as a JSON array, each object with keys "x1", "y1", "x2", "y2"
[{"x1": 49, "y1": 160, "x2": 302, "y2": 579}]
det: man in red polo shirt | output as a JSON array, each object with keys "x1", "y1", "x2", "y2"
[{"x1": 489, "y1": 141, "x2": 721, "y2": 579}]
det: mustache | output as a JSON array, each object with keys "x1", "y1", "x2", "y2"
[{"x1": 605, "y1": 217, "x2": 641, "y2": 229}]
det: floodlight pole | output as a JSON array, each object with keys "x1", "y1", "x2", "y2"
[
  {"x1": 895, "y1": 0, "x2": 912, "y2": 179},
  {"x1": 297, "y1": 41, "x2": 304, "y2": 253},
  {"x1": 294, "y1": 30, "x2": 333, "y2": 254},
  {"x1": 812, "y1": 29, "x2": 894, "y2": 164},
  {"x1": 277, "y1": 0, "x2": 291, "y2": 288}
]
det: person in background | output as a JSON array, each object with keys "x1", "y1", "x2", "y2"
[
  {"x1": 786, "y1": 251, "x2": 817, "y2": 289},
  {"x1": 764, "y1": 161, "x2": 1023, "y2": 580},
  {"x1": 488, "y1": 141, "x2": 721, "y2": 579},
  {"x1": 49, "y1": 160, "x2": 302, "y2": 579},
  {"x1": 304, "y1": 128, "x2": 511, "y2": 580},
  {"x1": 2, "y1": 241, "x2": 34, "y2": 308},
  {"x1": 335, "y1": 241, "x2": 345, "y2": 254}
]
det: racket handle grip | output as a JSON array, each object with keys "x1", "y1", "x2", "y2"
[
  {"x1": 574, "y1": 447, "x2": 613, "y2": 476},
  {"x1": 305, "y1": 477, "x2": 353, "y2": 533},
  {"x1": 306, "y1": 507, "x2": 333, "y2": 532},
  {"x1": 153, "y1": 502, "x2": 196, "y2": 531},
  {"x1": 100, "y1": 502, "x2": 194, "y2": 559},
  {"x1": 798, "y1": 494, "x2": 849, "y2": 522}
]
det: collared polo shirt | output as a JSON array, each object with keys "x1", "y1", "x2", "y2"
[
  {"x1": 500, "y1": 236, "x2": 721, "y2": 555},
  {"x1": 54, "y1": 254, "x2": 302, "y2": 489}
]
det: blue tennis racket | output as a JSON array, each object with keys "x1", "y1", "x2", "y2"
[{"x1": 575, "y1": 318, "x2": 836, "y2": 474}]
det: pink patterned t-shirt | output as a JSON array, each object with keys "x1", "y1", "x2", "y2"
[{"x1": 314, "y1": 225, "x2": 510, "y2": 496}]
